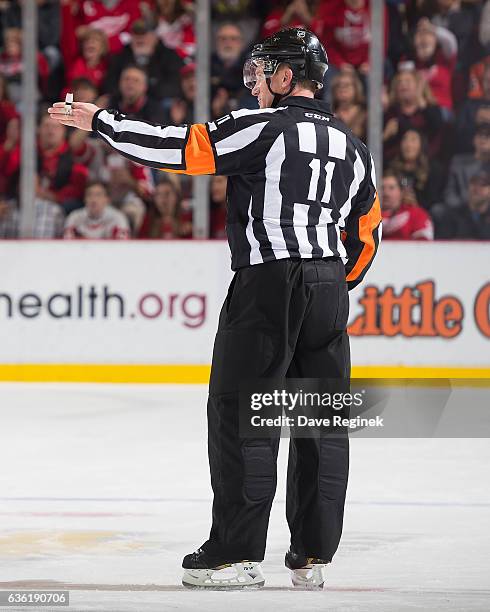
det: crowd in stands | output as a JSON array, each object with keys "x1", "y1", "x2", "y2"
[{"x1": 1, "y1": 0, "x2": 490, "y2": 241}]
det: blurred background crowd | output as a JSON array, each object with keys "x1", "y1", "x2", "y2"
[{"x1": 0, "y1": 0, "x2": 489, "y2": 241}]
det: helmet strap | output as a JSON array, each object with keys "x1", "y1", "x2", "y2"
[{"x1": 266, "y1": 77, "x2": 296, "y2": 108}]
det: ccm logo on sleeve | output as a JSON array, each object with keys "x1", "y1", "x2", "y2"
[{"x1": 304, "y1": 113, "x2": 330, "y2": 121}]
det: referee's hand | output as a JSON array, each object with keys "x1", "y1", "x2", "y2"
[{"x1": 48, "y1": 102, "x2": 100, "y2": 131}]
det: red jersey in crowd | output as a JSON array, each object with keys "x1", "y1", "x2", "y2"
[
  {"x1": 64, "y1": 205, "x2": 129, "y2": 239},
  {"x1": 0, "y1": 139, "x2": 20, "y2": 195},
  {"x1": 382, "y1": 204, "x2": 433, "y2": 240},
  {"x1": 66, "y1": 55, "x2": 109, "y2": 91},
  {"x1": 157, "y1": 14, "x2": 196, "y2": 59},
  {"x1": 130, "y1": 164, "x2": 154, "y2": 201},
  {"x1": 61, "y1": 0, "x2": 144, "y2": 64},
  {"x1": 319, "y1": 0, "x2": 388, "y2": 69},
  {"x1": 38, "y1": 142, "x2": 88, "y2": 205},
  {"x1": 414, "y1": 50, "x2": 456, "y2": 110},
  {"x1": 0, "y1": 140, "x2": 88, "y2": 204},
  {"x1": 261, "y1": 11, "x2": 323, "y2": 41}
]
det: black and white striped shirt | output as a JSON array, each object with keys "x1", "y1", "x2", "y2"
[{"x1": 92, "y1": 96, "x2": 381, "y2": 289}]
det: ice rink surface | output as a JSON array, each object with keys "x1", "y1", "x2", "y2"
[{"x1": 0, "y1": 383, "x2": 489, "y2": 612}]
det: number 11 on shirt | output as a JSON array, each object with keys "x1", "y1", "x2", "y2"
[{"x1": 308, "y1": 159, "x2": 336, "y2": 203}]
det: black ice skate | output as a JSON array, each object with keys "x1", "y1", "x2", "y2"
[
  {"x1": 182, "y1": 548, "x2": 265, "y2": 590},
  {"x1": 285, "y1": 548, "x2": 330, "y2": 590}
]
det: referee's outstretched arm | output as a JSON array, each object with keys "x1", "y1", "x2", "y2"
[
  {"x1": 92, "y1": 109, "x2": 218, "y2": 175},
  {"x1": 48, "y1": 101, "x2": 272, "y2": 177}
]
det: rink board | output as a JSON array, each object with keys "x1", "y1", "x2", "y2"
[{"x1": 0, "y1": 241, "x2": 489, "y2": 381}]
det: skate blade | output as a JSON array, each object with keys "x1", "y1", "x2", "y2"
[
  {"x1": 182, "y1": 579, "x2": 265, "y2": 590},
  {"x1": 182, "y1": 562, "x2": 265, "y2": 590},
  {"x1": 290, "y1": 565, "x2": 326, "y2": 590}
]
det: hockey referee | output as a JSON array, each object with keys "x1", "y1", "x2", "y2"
[{"x1": 49, "y1": 28, "x2": 381, "y2": 590}]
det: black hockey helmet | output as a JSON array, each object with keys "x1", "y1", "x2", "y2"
[{"x1": 243, "y1": 28, "x2": 328, "y2": 92}]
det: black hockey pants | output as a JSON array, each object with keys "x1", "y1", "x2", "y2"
[{"x1": 202, "y1": 257, "x2": 350, "y2": 562}]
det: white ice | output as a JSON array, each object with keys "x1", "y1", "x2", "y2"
[{"x1": 0, "y1": 383, "x2": 489, "y2": 611}]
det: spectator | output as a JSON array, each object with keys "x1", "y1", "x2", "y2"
[
  {"x1": 64, "y1": 180, "x2": 129, "y2": 239},
  {"x1": 104, "y1": 19, "x2": 183, "y2": 102},
  {"x1": 212, "y1": 0, "x2": 263, "y2": 47},
  {"x1": 0, "y1": 27, "x2": 49, "y2": 106},
  {"x1": 435, "y1": 170, "x2": 490, "y2": 239},
  {"x1": 331, "y1": 69, "x2": 366, "y2": 140},
  {"x1": 0, "y1": 73, "x2": 18, "y2": 144},
  {"x1": 36, "y1": 114, "x2": 88, "y2": 213},
  {"x1": 0, "y1": 196, "x2": 64, "y2": 239},
  {"x1": 383, "y1": 68, "x2": 444, "y2": 160},
  {"x1": 163, "y1": 63, "x2": 196, "y2": 125},
  {"x1": 421, "y1": 0, "x2": 480, "y2": 70},
  {"x1": 381, "y1": 170, "x2": 434, "y2": 240},
  {"x1": 101, "y1": 152, "x2": 151, "y2": 235},
  {"x1": 155, "y1": 0, "x2": 196, "y2": 59},
  {"x1": 60, "y1": 0, "x2": 143, "y2": 64},
  {"x1": 319, "y1": 0, "x2": 389, "y2": 74},
  {"x1": 0, "y1": 0, "x2": 61, "y2": 70},
  {"x1": 211, "y1": 84, "x2": 233, "y2": 120},
  {"x1": 68, "y1": 126, "x2": 106, "y2": 180},
  {"x1": 0, "y1": 116, "x2": 20, "y2": 197},
  {"x1": 261, "y1": 0, "x2": 323, "y2": 40},
  {"x1": 139, "y1": 176, "x2": 191, "y2": 239},
  {"x1": 107, "y1": 65, "x2": 166, "y2": 123},
  {"x1": 444, "y1": 123, "x2": 490, "y2": 209},
  {"x1": 0, "y1": 113, "x2": 88, "y2": 213},
  {"x1": 388, "y1": 128, "x2": 445, "y2": 209},
  {"x1": 32, "y1": 198, "x2": 66, "y2": 238},
  {"x1": 65, "y1": 28, "x2": 109, "y2": 94},
  {"x1": 65, "y1": 82, "x2": 107, "y2": 177},
  {"x1": 211, "y1": 23, "x2": 249, "y2": 105},
  {"x1": 72, "y1": 77, "x2": 100, "y2": 104},
  {"x1": 456, "y1": 63, "x2": 490, "y2": 152},
  {"x1": 386, "y1": 0, "x2": 409, "y2": 75},
  {"x1": 210, "y1": 175, "x2": 227, "y2": 239},
  {"x1": 481, "y1": 0, "x2": 490, "y2": 50},
  {"x1": 468, "y1": 55, "x2": 490, "y2": 100},
  {"x1": 410, "y1": 18, "x2": 457, "y2": 114},
  {"x1": 0, "y1": 197, "x2": 18, "y2": 238}
]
